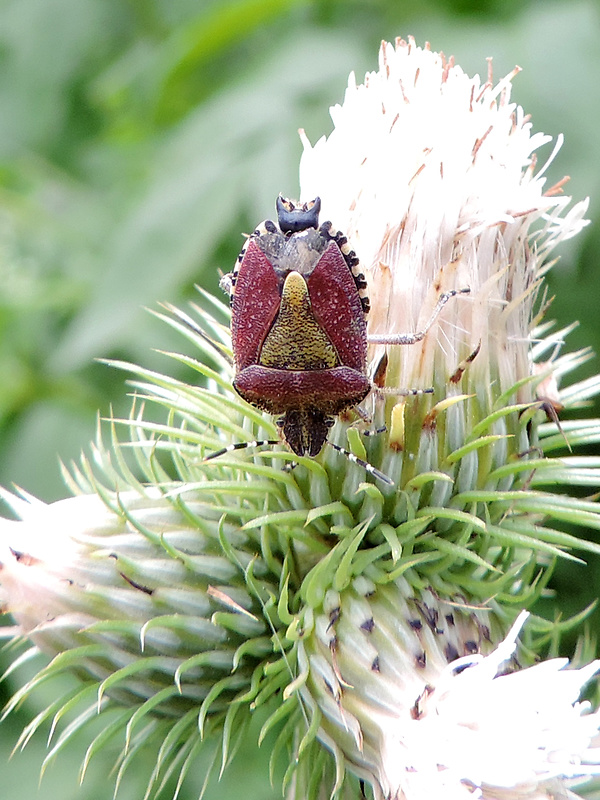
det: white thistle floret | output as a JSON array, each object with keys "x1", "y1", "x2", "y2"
[
  {"x1": 375, "y1": 613, "x2": 600, "y2": 800},
  {"x1": 300, "y1": 38, "x2": 589, "y2": 399}
]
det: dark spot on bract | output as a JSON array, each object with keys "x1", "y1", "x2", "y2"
[
  {"x1": 10, "y1": 548, "x2": 38, "y2": 566},
  {"x1": 120, "y1": 573, "x2": 154, "y2": 595},
  {"x1": 327, "y1": 607, "x2": 341, "y2": 630},
  {"x1": 452, "y1": 662, "x2": 473, "y2": 676},
  {"x1": 445, "y1": 643, "x2": 459, "y2": 662}
]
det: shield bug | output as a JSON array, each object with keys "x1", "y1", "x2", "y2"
[{"x1": 211, "y1": 195, "x2": 468, "y2": 483}]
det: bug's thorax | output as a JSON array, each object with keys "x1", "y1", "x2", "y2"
[{"x1": 255, "y1": 226, "x2": 329, "y2": 284}]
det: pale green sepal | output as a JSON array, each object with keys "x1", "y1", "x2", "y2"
[
  {"x1": 404, "y1": 471, "x2": 454, "y2": 490},
  {"x1": 486, "y1": 457, "x2": 562, "y2": 482},
  {"x1": 306, "y1": 502, "x2": 355, "y2": 526},
  {"x1": 345, "y1": 426, "x2": 368, "y2": 460},
  {"x1": 242, "y1": 508, "x2": 310, "y2": 530},
  {"x1": 3, "y1": 646, "x2": 107, "y2": 718},
  {"x1": 380, "y1": 551, "x2": 441, "y2": 582},
  {"x1": 171, "y1": 737, "x2": 206, "y2": 800},
  {"x1": 14, "y1": 683, "x2": 97, "y2": 755},
  {"x1": 377, "y1": 523, "x2": 402, "y2": 563},
  {"x1": 560, "y1": 372, "x2": 600, "y2": 404},
  {"x1": 174, "y1": 651, "x2": 235, "y2": 693},
  {"x1": 79, "y1": 707, "x2": 134, "y2": 784},
  {"x1": 258, "y1": 694, "x2": 298, "y2": 745},
  {"x1": 334, "y1": 519, "x2": 372, "y2": 592},
  {"x1": 0, "y1": 645, "x2": 43, "y2": 696},
  {"x1": 485, "y1": 523, "x2": 587, "y2": 564},
  {"x1": 125, "y1": 686, "x2": 179, "y2": 750},
  {"x1": 198, "y1": 674, "x2": 248, "y2": 737},
  {"x1": 417, "y1": 505, "x2": 487, "y2": 532},
  {"x1": 422, "y1": 536, "x2": 500, "y2": 574},
  {"x1": 41, "y1": 698, "x2": 108, "y2": 778},
  {"x1": 210, "y1": 611, "x2": 265, "y2": 637},
  {"x1": 540, "y1": 421, "x2": 600, "y2": 452},
  {"x1": 270, "y1": 705, "x2": 305, "y2": 790},
  {"x1": 119, "y1": 708, "x2": 198, "y2": 800},
  {"x1": 220, "y1": 704, "x2": 248, "y2": 777},
  {"x1": 445, "y1": 434, "x2": 512, "y2": 465}
]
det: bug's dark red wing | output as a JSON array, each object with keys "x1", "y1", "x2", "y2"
[
  {"x1": 231, "y1": 240, "x2": 282, "y2": 371},
  {"x1": 307, "y1": 242, "x2": 368, "y2": 375},
  {"x1": 234, "y1": 365, "x2": 370, "y2": 415}
]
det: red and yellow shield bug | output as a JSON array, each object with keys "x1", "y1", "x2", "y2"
[{"x1": 211, "y1": 196, "x2": 468, "y2": 484}]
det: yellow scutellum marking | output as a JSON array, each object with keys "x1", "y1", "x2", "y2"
[{"x1": 260, "y1": 271, "x2": 338, "y2": 370}]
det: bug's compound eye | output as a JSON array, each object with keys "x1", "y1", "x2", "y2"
[
  {"x1": 276, "y1": 195, "x2": 321, "y2": 234},
  {"x1": 276, "y1": 416, "x2": 285, "y2": 428},
  {"x1": 325, "y1": 417, "x2": 335, "y2": 428}
]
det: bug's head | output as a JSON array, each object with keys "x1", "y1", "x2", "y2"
[
  {"x1": 278, "y1": 409, "x2": 333, "y2": 458},
  {"x1": 276, "y1": 196, "x2": 321, "y2": 235}
]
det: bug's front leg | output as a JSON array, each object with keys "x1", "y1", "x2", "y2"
[
  {"x1": 368, "y1": 287, "x2": 470, "y2": 346},
  {"x1": 219, "y1": 272, "x2": 235, "y2": 297}
]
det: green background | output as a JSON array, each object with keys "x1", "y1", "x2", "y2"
[{"x1": 1, "y1": 0, "x2": 599, "y2": 797}]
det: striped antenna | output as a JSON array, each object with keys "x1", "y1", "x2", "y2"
[
  {"x1": 326, "y1": 442, "x2": 394, "y2": 486},
  {"x1": 203, "y1": 438, "x2": 394, "y2": 486},
  {"x1": 203, "y1": 440, "x2": 281, "y2": 462}
]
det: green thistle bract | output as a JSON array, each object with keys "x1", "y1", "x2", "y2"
[{"x1": 2, "y1": 36, "x2": 600, "y2": 800}]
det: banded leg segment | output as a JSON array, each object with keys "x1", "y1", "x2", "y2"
[{"x1": 368, "y1": 288, "x2": 470, "y2": 346}]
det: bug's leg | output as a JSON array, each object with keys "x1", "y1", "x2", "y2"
[
  {"x1": 361, "y1": 425, "x2": 387, "y2": 437},
  {"x1": 368, "y1": 288, "x2": 470, "y2": 346},
  {"x1": 346, "y1": 400, "x2": 386, "y2": 439},
  {"x1": 203, "y1": 440, "x2": 280, "y2": 462},
  {"x1": 375, "y1": 386, "x2": 434, "y2": 397},
  {"x1": 219, "y1": 272, "x2": 235, "y2": 297}
]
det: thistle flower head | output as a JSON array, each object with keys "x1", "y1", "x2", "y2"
[
  {"x1": 300, "y1": 38, "x2": 588, "y2": 405},
  {"x1": 1, "y1": 36, "x2": 600, "y2": 800}
]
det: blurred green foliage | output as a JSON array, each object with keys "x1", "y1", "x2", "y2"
[{"x1": 1, "y1": 0, "x2": 599, "y2": 797}]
